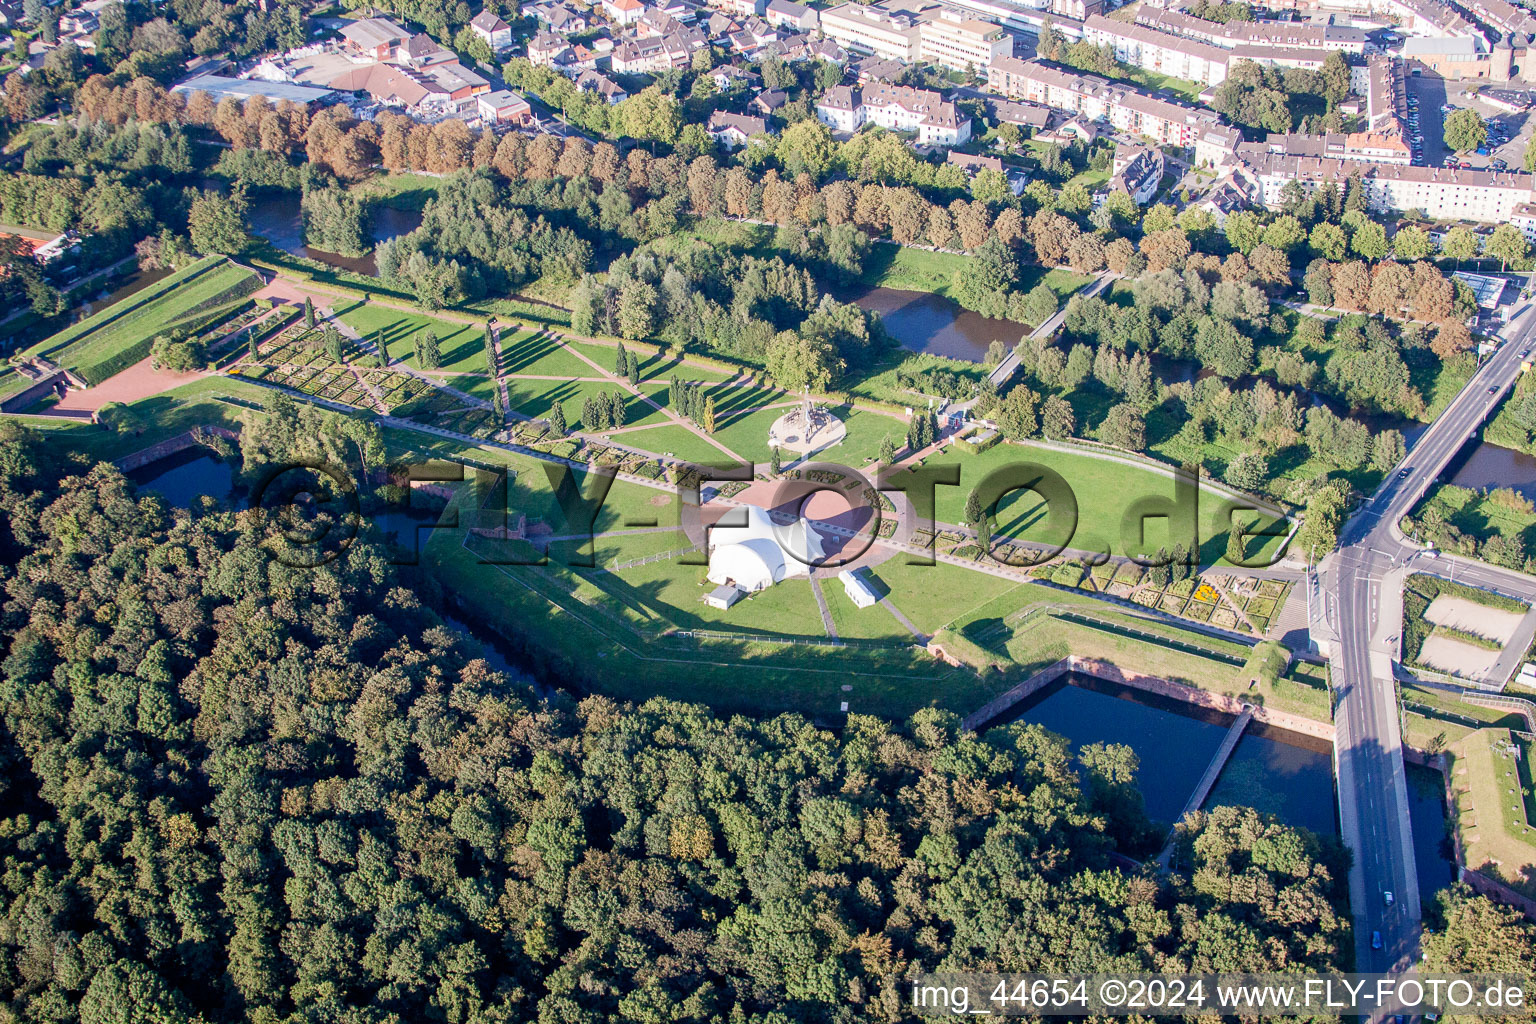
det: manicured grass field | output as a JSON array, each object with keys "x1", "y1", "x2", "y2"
[
  {"x1": 498, "y1": 329, "x2": 599, "y2": 378},
  {"x1": 338, "y1": 304, "x2": 486, "y2": 374},
  {"x1": 603, "y1": 423, "x2": 738, "y2": 465},
  {"x1": 23, "y1": 256, "x2": 261, "y2": 384},
  {"x1": 1453, "y1": 729, "x2": 1536, "y2": 898},
  {"x1": 919, "y1": 439, "x2": 1291, "y2": 567},
  {"x1": 505, "y1": 378, "x2": 667, "y2": 429}
]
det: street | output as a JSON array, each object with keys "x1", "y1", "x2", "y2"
[{"x1": 1326, "y1": 300, "x2": 1536, "y2": 989}]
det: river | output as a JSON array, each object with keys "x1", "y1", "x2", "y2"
[
  {"x1": 1444, "y1": 436, "x2": 1536, "y2": 499},
  {"x1": 247, "y1": 192, "x2": 423, "y2": 276}
]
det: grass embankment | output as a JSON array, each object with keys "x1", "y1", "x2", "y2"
[
  {"x1": 20, "y1": 256, "x2": 261, "y2": 384},
  {"x1": 1450, "y1": 728, "x2": 1536, "y2": 898}
]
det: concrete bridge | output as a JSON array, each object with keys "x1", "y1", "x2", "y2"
[{"x1": 1157, "y1": 706, "x2": 1254, "y2": 868}]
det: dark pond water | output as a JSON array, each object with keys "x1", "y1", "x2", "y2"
[
  {"x1": 129, "y1": 450, "x2": 236, "y2": 508},
  {"x1": 81, "y1": 266, "x2": 174, "y2": 316},
  {"x1": 1406, "y1": 762, "x2": 1457, "y2": 909},
  {"x1": 248, "y1": 193, "x2": 423, "y2": 276},
  {"x1": 1445, "y1": 439, "x2": 1536, "y2": 499},
  {"x1": 842, "y1": 286, "x2": 1024, "y2": 363},
  {"x1": 1002, "y1": 673, "x2": 1337, "y2": 834}
]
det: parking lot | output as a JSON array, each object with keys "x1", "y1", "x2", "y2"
[{"x1": 1405, "y1": 71, "x2": 1529, "y2": 172}]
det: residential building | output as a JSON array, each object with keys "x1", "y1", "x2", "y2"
[
  {"x1": 918, "y1": 8, "x2": 1013, "y2": 71},
  {"x1": 1459, "y1": 0, "x2": 1536, "y2": 46},
  {"x1": 852, "y1": 55, "x2": 906, "y2": 80},
  {"x1": 400, "y1": 32, "x2": 457, "y2": 68},
  {"x1": 1082, "y1": 15, "x2": 1230, "y2": 86},
  {"x1": 707, "y1": 110, "x2": 771, "y2": 147},
  {"x1": 711, "y1": 64, "x2": 761, "y2": 89},
  {"x1": 1239, "y1": 131, "x2": 1412, "y2": 167},
  {"x1": 811, "y1": 38, "x2": 851, "y2": 62},
  {"x1": 704, "y1": 11, "x2": 743, "y2": 37},
  {"x1": 526, "y1": 3, "x2": 590, "y2": 32},
  {"x1": 983, "y1": 96, "x2": 1053, "y2": 129},
  {"x1": 528, "y1": 31, "x2": 575, "y2": 65},
  {"x1": 1133, "y1": 8, "x2": 1367, "y2": 52},
  {"x1": 710, "y1": 0, "x2": 765, "y2": 18},
  {"x1": 1236, "y1": 152, "x2": 1535, "y2": 222},
  {"x1": 1110, "y1": 145, "x2": 1165, "y2": 204},
  {"x1": 1365, "y1": 54, "x2": 1406, "y2": 134},
  {"x1": 340, "y1": 17, "x2": 413, "y2": 60},
  {"x1": 575, "y1": 69, "x2": 629, "y2": 103},
  {"x1": 1195, "y1": 123, "x2": 1243, "y2": 168},
  {"x1": 1193, "y1": 179, "x2": 1249, "y2": 225},
  {"x1": 603, "y1": 0, "x2": 647, "y2": 25},
  {"x1": 946, "y1": 151, "x2": 1029, "y2": 192},
  {"x1": 611, "y1": 31, "x2": 701, "y2": 71},
  {"x1": 815, "y1": 82, "x2": 973, "y2": 145},
  {"x1": 986, "y1": 57, "x2": 1226, "y2": 150},
  {"x1": 1511, "y1": 201, "x2": 1536, "y2": 242},
  {"x1": 752, "y1": 88, "x2": 790, "y2": 114},
  {"x1": 478, "y1": 89, "x2": 534, "y2": 124},
  {"x1": 766, "y1": 0, "x2": 819, "y2": 30},
  {"x1": 471, "y1": 10, "x2": 515, "y2": 51},
  {"x1": 818, "y1": 3, "x2": 922, "y2": 61}
]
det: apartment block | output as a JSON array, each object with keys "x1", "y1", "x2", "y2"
[
  {"x1": 1238, "y1": 153, "x2": 1534, "y2": 222},
  {"x1": 918, "y1": 8, "x2": 1013, "y2": 70},
  {"x1": 1082, "y1": 15, "x2": 1231, "y2": 86},
  {"x1": 1239, "y1": 131, "x2": 1412, "y2": 167},
  {"x1": 815, "y1": 82, "x2": 973, "y2": 145},
  {"x1": 1134, "y1": 8, "x2": 1367, "y2": 52},
  {"x1": 818, "y1": 3, "x2": 922, "y2": 61},
  {"x1": 987, "y1": 57, "x2": 1226, "y2": 148}
]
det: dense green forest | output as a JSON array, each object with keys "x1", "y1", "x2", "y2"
[{"x1": 0, "y1": 418, "x2": 1378, "y2": 1022}]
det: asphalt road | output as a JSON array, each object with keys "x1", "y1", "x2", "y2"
[{"x1": 1327, "y1": 300, "x2": 1536, "y2": 987}]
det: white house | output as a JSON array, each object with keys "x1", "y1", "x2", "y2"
[
  {"x1": 603, "y1": 0, "x2": 647, "y2": 26},
  {"x1": 707, "y1": 111, "x2": 770, "y2": 148},
  {"x1": 470, "y1": 10, "x2": 514, "y2": 52},
  {"x1": 815, "y1": 83, "x2": 972, "y2": 146}
]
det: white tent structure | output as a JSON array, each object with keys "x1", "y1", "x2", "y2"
[{"x1": 707, "y1": 506, "x2": 826, "y2": 593}]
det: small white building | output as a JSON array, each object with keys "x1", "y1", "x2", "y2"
[
  {"x1": 839, "y1": 569, "x2": 878, "y2": 609},
  {"x1": 707, "y1": 506, "x2": 826, "y2": 593}
]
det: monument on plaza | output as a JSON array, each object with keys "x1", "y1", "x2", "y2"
[{"x1": 767, "y1": 389, "x2": 846, "y2": 457}]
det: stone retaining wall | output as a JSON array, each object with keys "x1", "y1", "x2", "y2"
[{"x1": 113, "y1": 426, "x2": 238, "y2": 472}]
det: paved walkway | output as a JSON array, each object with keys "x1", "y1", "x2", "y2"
[
  {"x1": 810, "y1": 575, "x2": 837, "y2": 638},
  {"x1": 880, "y1": 597, "x2": 928, "y2": 642}
]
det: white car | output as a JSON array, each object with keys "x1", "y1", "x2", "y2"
[{"x1": 1384, "y1": 891, "x2": 1395, "y2": 906}]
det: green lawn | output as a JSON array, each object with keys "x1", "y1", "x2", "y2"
[
  {"x1": 338, "y1": 304, "x2": 487, "y2": 374},
  {"x1": 1413, "y1": 483, "x2": 1536, "y2": 553},
  {"x1": 1121, "y1": 67, "x2": 1205, "y2": 103},
  {"x1": 565, "y1": 340, "x2": 740, "y2": 384},
  {"x1": 506, "y1": 378, "x2": 665, "y2": 428},
  {"x1": 23, "y1": 256, "x2": 261, "y2": 384},
  {"x1": 603, "y1": 423, "x2": 737, "y2": 465},
  {"x1": 499, "y1": 329, "x2": 600, "y2": 378},
  {"x1": 919, "y1": 439, "x2": 1291, "y2": 567},
  {"x1": 854, "y1": 244, "x2": 1091, "y2": 302}
]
